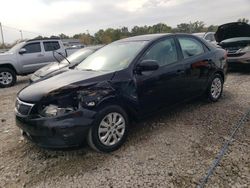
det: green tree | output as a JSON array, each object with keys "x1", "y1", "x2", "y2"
[
  {"x1": 73, "y1": 33, "x2": 94, "y2": 45},
  {"x1": 191, "y1": 21, "x2": 205, "y2": 32},
  {"x1": 148, "y1": 23, "x2": 172, "y2": 33},
  {"x1": 79, "y1": 33, "x2": 94, "y2": 45},
  {"x1": 176, "y1": 23, "x2": 191, "y2": 33},
  {"x1": 59, "y1": 33, "x2": 70, "y2": 39},
  {"x1": 175, "y1": 21, "x2": 205, "y2": 33},
  {"x1": 207, "y1": 25, "x2": 218, "y2": 32},
  {"x1": 238, "y1": 18, "x2": 249, "y2": 23},
  {"x1": 131, "y1": 25, "x2": 149, "y2": 36}
]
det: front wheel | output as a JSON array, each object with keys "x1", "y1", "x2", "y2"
[
  {"x1": 0, "y1": 68, "x2": 16, "y2": 88},
  {"x1": 87, "y1": 105, "x2": 129, "y2": 152},
  {"x1": 207, "y1": 74, "x2": 224, "y2": 102}
]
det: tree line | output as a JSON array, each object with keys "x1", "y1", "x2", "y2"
[
  {"x1": 59, "y1": 18, "x2": 249, "y2": 45},
  {"x1": 59, "y1": 21, "x2": 217, "y2": 45},
  {"x1": 0, "y1": 18, "x2": 249, "y2": 49}
]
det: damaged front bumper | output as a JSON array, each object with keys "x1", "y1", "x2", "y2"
[{"x1": 16, "y1": 108, "x2": 96, "y2": 149}]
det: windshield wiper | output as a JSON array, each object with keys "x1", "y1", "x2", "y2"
[{"x1": 53, "y1": 51, "x2": 71, "y2": 65}]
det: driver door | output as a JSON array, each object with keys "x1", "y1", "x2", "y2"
[
  {"x1": 18, "y1": 42, "x2": 46, "y2": 73},
  {"x1": 134, "y1": 37, "x2": 186, "y2": 115}
]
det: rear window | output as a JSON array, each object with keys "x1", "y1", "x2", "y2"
[
  {"x1": 43, "y1": 41, "x2": 60, "y2": 51},
  {"x1": 178, "y1": 37, "x2": 205, "y2": 59},
  {"x1": 205, "y1": 34, "x2": 215, "y2": 41}
]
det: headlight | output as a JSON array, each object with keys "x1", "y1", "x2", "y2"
[
  {"x1": 30, "y1": 74, "x2": 40, "y2": 82},
  {"x1": 239, "y1": 45, "x2": 250, "y2": 53},
  {"x1": 40, "y1": 104, "x2": 75, "y2": 117}
]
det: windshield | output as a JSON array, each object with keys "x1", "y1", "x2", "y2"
[
  {"x1": 60, "y1": 48, "x2": 94, "y2": 65},
  {"x1": 8, "y1": 42, "x2": 25, "y2": 53},
  {"x1": 76, "y1": 41, "x2": 147, "y2": 71}
]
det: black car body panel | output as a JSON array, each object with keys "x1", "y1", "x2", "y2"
[
  {"x1": 16, "y1": 108, "x2": 96, "y2": 148},
  {"x1": 18, "y1": 69, "x2": 114, "y2": 103},
  {"x1": 16, "y1": 33, "x2": 227, "y2": 148},
  {"x1": 215, "y1": 22, "x2": 250, "y2": 43},
  {"x1": 215, "y1": 22, "x2": 250, "y2": 65}
]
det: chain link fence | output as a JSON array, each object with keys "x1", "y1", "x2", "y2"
[{"x1": 0, "y1": 23, "x2": 43, "y2": 51}]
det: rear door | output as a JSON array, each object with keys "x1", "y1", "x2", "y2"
[
  {"x1": 18, "y1": 42, "x2": 47, "y2": 73},
  {"x1": 42, "y1": 41, "x2": 65, "y2": 63},
  {"x1": 176, "y1": 36, "x2": 213, "y2": 97}
]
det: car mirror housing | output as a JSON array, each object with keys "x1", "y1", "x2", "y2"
[
  {"x1": 136, "y1": 60, "x2": 159, "y2": 73},
  {"x1": 19, "y1": 48, "x2": 27, "y2": 55}
]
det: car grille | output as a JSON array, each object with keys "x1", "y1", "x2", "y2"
[
  {"x1": 225, "y1": 45, "x2": 245, "y2": 53},
  {"x1": 15, "y1": 98, "x2": 34, "y2": 116},
  {"x1": 227, "y1": 52, "x2": 245, "y2": 57}
]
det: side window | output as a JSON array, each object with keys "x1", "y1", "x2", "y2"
[
  {"x1": 178, "y1": 37, "x2": 205, "y2": 59},
  {"x1": 23, "y1": 43, "x2": 41, "y2": 53},
  {"x1": 205, "y1": 34, "x2": 215, "y2": 41},
  {"x1": 142, "y1": 38, "x2": 178, "y2": 66},
  {"x1": 43, "y1": 41, "x2": 60, "y2": 51}
]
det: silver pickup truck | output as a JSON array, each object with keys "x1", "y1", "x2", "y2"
[{"x1": 0, "y1": 38, "x2": 77, "y2": 88}]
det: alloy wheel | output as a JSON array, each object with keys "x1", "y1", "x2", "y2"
[
  {"x1": 98, "y1": 112, "x2": 126, "y2": 146},
  {"x1": 0, "y1": 72, "x2": 13, "y2": 85},
  {"x1": 211, "y1": 77, "x2": 222, "y2": 99}
]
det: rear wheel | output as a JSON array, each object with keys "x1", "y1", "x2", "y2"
[
  {"x1": 207, "y1": 74, "x2": 223, "y2": 102},
  {"x1": 0, "y1": 68, "x2": 16, "y2": 88},
  {"x1": 87, "y1": 105, "x2": 129, "y2": 152}
]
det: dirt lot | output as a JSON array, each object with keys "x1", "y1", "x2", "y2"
[{"x1": 0, "y1": 71, "x2": 249, "y2": 188}]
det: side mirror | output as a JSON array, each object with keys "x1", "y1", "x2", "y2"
[
  {"x1": 19, "y1": 48, "x2": 27, "y2": 55},
  {"x1": 136, "y1": 60, "x2": 159, "y2": 73}
]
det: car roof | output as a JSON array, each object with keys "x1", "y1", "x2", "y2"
[
  {"x1": 116, "y1": 33, "x2": 208, "y2": 43},
  {"x1": 84, "y1": 45, "x2": 104, "y2": 50},
  {"x1": 27, "y1": 37, "x2": 61, "y2": 42},
  {"x1": 193, "y1": 32, "x2": 214, "y2": 36},
  {"x1": 117, "y1": 33, "x2": 173, "y2": 42}
]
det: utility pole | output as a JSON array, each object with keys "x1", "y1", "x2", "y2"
[
  {"x1": 0, "y1": 22, "x2": 5, "y2": 47},
  {"x1": 20, "y1": 30, "x2": 23, "y2": 40}
]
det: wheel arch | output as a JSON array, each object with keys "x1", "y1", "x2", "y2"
[
  {"x1": 214, "y1": 70, "x2": 225, "y2": 83},
  {"x1": 0, "y1": 63, "x2": 17, "y2": 74},
  {"x1": 96, "y1": 97, "x2": 137, "y2": 123}
]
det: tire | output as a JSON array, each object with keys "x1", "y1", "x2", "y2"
[
  {"x1": 207, "y1": 74, "x2": 224, "y2": 102},
  {"x1": 0, "y1": 68, "x2": 16, "y2": 88},
  {"x1": 87, "y1": 105, "x2": 129, "y2": 153}
]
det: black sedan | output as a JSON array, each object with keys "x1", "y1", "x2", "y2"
[
  {"x1": 30, "y1": 45, "x2": 103, "y2": 82},
  {"x1": 15, "y1": 34, "x2": 227, "y2": 152}
]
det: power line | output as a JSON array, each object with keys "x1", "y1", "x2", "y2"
[
  {"x1": 1, "y1": 24, "x2": 43, "y2": 36},
  {"x1": 0, "y1": 23, "x2": 46, "y2": 45}
]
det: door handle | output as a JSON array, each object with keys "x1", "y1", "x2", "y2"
[{"x1": 37, "y1": 54, "x2": 44, "y2": 57}]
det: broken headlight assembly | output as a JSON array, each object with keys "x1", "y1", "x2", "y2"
[{"x1": 39, "y1": 104, "x2": 75, "y2": 117}]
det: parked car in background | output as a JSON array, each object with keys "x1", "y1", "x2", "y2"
[
  {"x1": 215, "y1": 22, "x2": 250, "y2": 67},
  {"x1": 193, "y1": 32, "x2": 216, "y2": 43},
  {"x1": 0, "y1": 38, "x2": 78, "y2": 88},
  {"x1": 15, "y1": 34, "x2": 227, "y2": 152},
  {"x1": 30, "y1": 45, "x2": 103, "y2": 83}
]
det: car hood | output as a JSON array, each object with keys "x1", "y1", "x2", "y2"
[
  {"x1": 0, "y1": 52, "x2": 14, "y2": 61},
  {"x1": 220, "y1": 37, "x2": 250, "y2": 47},
  {"x1": 34, "y1": 62, "x2": 68, "y2": 77},
  {"x1": 18, "y1": 69, "x2": 114, "y2": 103},
  {"x1": 215, "y1": 22, "x2": 250, "y2": 43}
]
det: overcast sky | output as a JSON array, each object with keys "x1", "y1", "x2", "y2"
[{"x1": 1, "y1": 0, "x2": 250, "y2": 43}]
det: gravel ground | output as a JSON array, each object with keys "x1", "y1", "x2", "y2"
[{"x1": 0, "y1": 71, "x2": 249, "y2": 188}]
